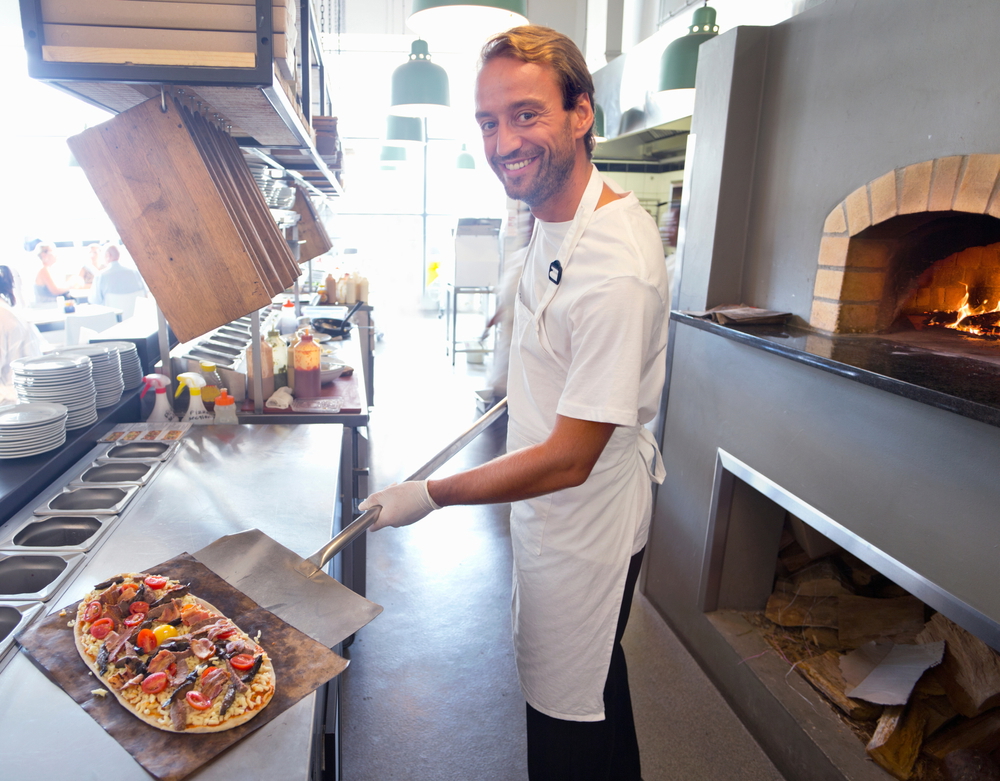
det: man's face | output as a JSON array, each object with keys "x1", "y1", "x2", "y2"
[{"x1": 475, "y1": 57, "x2": 587, "y2": 216}]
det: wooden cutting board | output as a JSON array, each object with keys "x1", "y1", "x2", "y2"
[{"x1": 68, "y1": 96, "x2": 285, "y2": 342}]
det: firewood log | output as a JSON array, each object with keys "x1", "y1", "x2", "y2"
[
  {"x1": 798, "y1": 650, "x2": 883, "y2": 720},
  {"x1": 765, "y1": 591, "x2": 839, "y2": 628},
  {"x1": 924, "y1": 709, "x2": 1000, "y2": 760},
  {"x1": 917, "y1": 613, "x2": 1000, "y2": 718},
  {"x1": 867, "y1": 702, "x2": 929, "y2": 779},
  {"x1": 838, "y1": 595, "x2": 926, "y2": 649},
  {"x1": 942, "y1": 748, "x2": 1000, "y2": 781}
]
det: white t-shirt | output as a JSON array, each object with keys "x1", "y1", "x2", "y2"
[{"x1": 515, "y1": 193, "x2": 669, "y2": 432}]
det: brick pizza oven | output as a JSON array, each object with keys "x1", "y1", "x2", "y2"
[{"x1": 644, "y1": 1, "x2": 1000, "y2": 779}]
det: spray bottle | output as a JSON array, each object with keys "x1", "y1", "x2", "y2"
[
  {"x1": 174, "y1": 372, "x2": 214, "y2": 425},
  {"x1": 141, "y1": 373, "x2": 178, "y2": 424}
]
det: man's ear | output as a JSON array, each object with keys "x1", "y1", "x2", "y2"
[{"x1": 572, "y1": 94, "x2": 594, "y2": 140}]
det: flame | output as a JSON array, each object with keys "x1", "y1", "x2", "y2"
[{"x1": 945, "y1": 282, "x2": 1000, "y2": 336}]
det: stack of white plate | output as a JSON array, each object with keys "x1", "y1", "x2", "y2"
[
  {"x1": 11, "y1": 354, "x2": 99, "y2": 430},
  {"x1": 56, "y1": 345, "x2": 124, "y2": 409},
  {"x1": 0, "y1": 402, "x2": 68, "y2": 459},
  {"x1": 90, "y1": 340, "x2": 142, "y2": 390}
]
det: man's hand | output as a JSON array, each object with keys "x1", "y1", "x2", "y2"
[{"x1": 360, "y1": 480, "x2": 441, "y2": 531}]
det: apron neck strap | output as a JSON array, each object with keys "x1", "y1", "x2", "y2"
[{"x1": 533, "y1": 166, "x2": 604, "y2": 320}]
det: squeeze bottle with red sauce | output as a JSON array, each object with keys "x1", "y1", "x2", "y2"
[{"x1": 293, "y1": 333, "x2": 321, "y2": 399}]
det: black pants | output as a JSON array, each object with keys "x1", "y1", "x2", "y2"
[{"x1": 525, "y1": 548, "x2": 644, "y2": 781}]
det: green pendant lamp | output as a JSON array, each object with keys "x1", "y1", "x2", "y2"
[
  {"x1": 408, "y1": 0, "x2": 528, "y2": 43},
  {"x1": 391, "y1": 39, "x2": 450, "y2": 118},
  {"x1": 658, "y1": 4, "x2": 720, "y2": 91},
  {"x1": 385, "y1": 115, "x2": 426, "y2": 146},
  {"x1": 379, "y1": 145, "x2": 407, "y2": 170},
  {"x1": 456, "y1": 144, "x2": 476, "y2": 169}
]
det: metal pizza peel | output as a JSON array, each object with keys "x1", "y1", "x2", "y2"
[{"x1": 192, "y1": 398, "x2": 508, "y2": 648}]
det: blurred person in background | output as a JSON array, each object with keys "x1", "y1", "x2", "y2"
[
  {"x1": 33, "y1": 243, "x2": 72, "y2": 305},
  {"x1": 90, "y1": 244, "x2": 146, "y2": 308},
  {"x1": 1, "y1": 265, "x2": 45, "y2": 404}
]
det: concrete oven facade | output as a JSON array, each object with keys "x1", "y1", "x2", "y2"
[{"x1": 646, "y1": 1, "x2": 1000, "y2": 778}]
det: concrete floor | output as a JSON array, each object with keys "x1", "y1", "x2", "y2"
[{"x1": 339, "y1": 306, "x2": 785, "y2": 781}]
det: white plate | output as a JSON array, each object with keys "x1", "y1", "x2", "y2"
[
  {"x1": 14, "y1": 371, "x2": 93, "y2": 385},
  {"x1": 0, "y1": 434, "x2": 67, "y2": 452},
  {"x1": 11, "y1": 354, "x2": 92, "y2": 374},
  {"x1": 0, "y1": 437, "x2": 66, "y2": 458},
  {"x1": 0, "y1": 403, "x2": 70, "y2": 427},
  {"x1": 53, "y1": 345, "x2": 119, "y2": 360}
]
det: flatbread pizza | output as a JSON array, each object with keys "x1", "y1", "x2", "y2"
[{"x1": 73, "y1": 572, "x2": 276, "y2": 733}]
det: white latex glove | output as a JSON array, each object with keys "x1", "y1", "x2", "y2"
[{"x1": 360, "y1": 480, "x2": 441, "y2": 531}]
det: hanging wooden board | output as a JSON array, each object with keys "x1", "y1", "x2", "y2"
[
  {"x1": 68, "y1": 95, "x2": 274, "y2": 341},
  {"x1": 293, "y1": 185, "x2": 333, "y2": 263}
]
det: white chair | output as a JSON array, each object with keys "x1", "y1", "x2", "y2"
[{"x1": 104, "y1": 291, "x2": 146, "y2": 320}]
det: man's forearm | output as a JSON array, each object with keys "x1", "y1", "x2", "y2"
[{"x1": 427, "y1": 415, "x2": 615, "y2": 507}]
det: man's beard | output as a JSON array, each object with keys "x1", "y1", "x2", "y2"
[{"x1": 492, "y1": 123, "x2": 576, "y2": 212}]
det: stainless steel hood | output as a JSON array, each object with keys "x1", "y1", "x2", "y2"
[{"x1": 593, "y1": 116, "x2": 690, "y2": 165}]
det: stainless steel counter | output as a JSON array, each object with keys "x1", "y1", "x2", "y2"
[{"x1": 0, "y1": 424, "x2": 344, "y2": 780}]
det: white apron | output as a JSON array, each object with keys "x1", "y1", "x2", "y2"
[{"x1": 507, "y1": 167, "x2": 666, "y2": 721}]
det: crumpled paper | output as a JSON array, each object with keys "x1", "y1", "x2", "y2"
[
  {"x1": 841, "y1": 640, "x2": 945, "y2": 705},
  {"x1": 264, "y1": 386, "x2": 294, "y2": 409}
]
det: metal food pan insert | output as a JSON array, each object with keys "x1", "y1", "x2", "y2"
[
  {"x1": 71, "y1": 460, "x2": 160, "y2": 486},
  {"x1": 101, "y1": 440, "x2": 178, "y2": 461},
  {"x1": 35, "y1": 485, "x2": 137, "y2": 516},
  {"x1": 0, "y1": 551, "x2": 85, "y2": 601},
  {"x1": 1, "y1": 515, "x2": 115, "y2": 552}
]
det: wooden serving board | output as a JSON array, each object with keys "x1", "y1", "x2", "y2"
[{"x1": 17, "y1": 554, "x2": 347, "y2": 781}]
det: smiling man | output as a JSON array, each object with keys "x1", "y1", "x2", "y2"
[{"x1": 361, "y1": 26, "x2": 670, "y2": 780}]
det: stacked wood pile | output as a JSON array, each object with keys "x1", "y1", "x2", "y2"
[
  {"x1": 37, "y1": 0, "x2": 297, "y2": 75},
  {"x1": 750, "y1": 524, "x2": 1000, "y2": 781}
]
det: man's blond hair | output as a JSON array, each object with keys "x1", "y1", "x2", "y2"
[{"x1": 480, "y1": 26, "x2": 597, "y2": 157}]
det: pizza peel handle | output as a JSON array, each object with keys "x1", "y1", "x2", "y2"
[{"x1": 307, "y1": 396, "x2": 508, "y2": 569}]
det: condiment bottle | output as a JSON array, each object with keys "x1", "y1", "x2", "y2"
[
  {"x1": 277, "y1": 300, "x2": 298, "y2": 335},
  {"x1": 324, "y1": 273, "x2": 337, "y2": 304},
  {"x1": 286, "y1": 325, "x2": 310, "y2": 391},
  {"x1": 199, "y1": 361, "x2": 222, "y2": 409},
  {"x1": 245, "y1": 337, "x2": 274, "y2": 401},
  {"x1": 293, "y1": 333, "x2": 322, "y2": 399},
  {"x1": 266, "y1": 328, "x2": 288, "y2": 388},
  {"x1": 355, "y1": 272, "x2": 369, "y2": 303},
  {"x1": 212, "y1": 388, "x2": 239, "y2": 424}
]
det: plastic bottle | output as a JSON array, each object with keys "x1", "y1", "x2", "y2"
[
  {"x1": 324, "y1": 273, "x2": 338, "y2": 304},
  {"x1": 199, "y1": 361, "x2": 222, "y2": 409},
  {"x1": 354, "y1": 272, "x2": 369, "y2": 304},
  {"x1": 277, "y1": 300, "x2": 298, "y2": 335},
  {"x1": 140, "y1": 373, "x2": 178, "y2": 424},
  {"x1": 174, "y1": 372, "x2": 214, "y2": 424},
  {"x1": 293, "y1": 333, "x2": 322, "y2": 398},
  {"x1": 286, "y1": 326, "x2": 310, "y2": 391},
  {"x1": 212, "y1": 388, "x2": 239, "y2": 424},
  {"x1": 245, "y1": 337, "x2": 275, "y2": 400},
  {"x1": 338, "y1": 273, "x2": 356, "y2": 305},
  {"x1": 266, "y1": 328, "x2": 288, "y2": 387}
]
